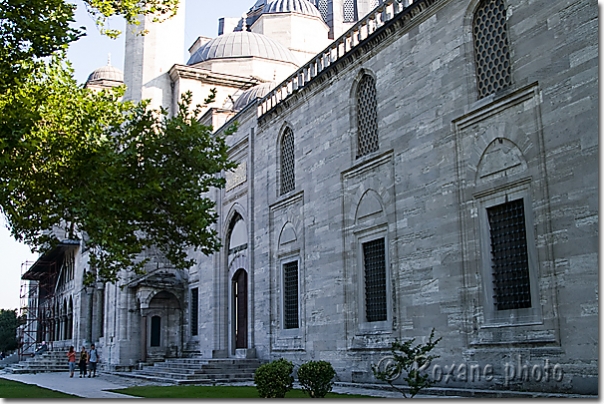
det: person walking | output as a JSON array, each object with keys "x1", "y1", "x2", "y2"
[
  {"x1": 67, "y1": 346, "x2": 76, "y2": 378},
  {"x1": 88, "y1": 344, "x2": 99, "y2": 378},
  {"x1": 78, "y1": 346, "x2": 88, "y2": 378}
]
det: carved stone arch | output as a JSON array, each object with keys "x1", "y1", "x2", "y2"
[
  {"x1": 475, "y1": 137, "x2": 527, "y2": 186},
  {"x1": 228, "y1": 253, "x2": 248, "y2": 280},
  {"x1": 355, "y1": 189, "x2": 385, "y2": 224},
  {"x1": 466, "y1": 121, "x2": 532, "y2": 180},
  {"x1": 148, "y1": 290, "x2": 181, "y2": 309},
  {"x1": 278, "y1": 222, "x2": 298, "y2": 248},
  {"x1": 346, "y1": 174, "x2": 391, "y2": 225},
  {"x1": 223, "y1": 204, "x2": 248, "y2": 251}
]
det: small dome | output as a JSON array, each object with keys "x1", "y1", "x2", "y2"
[
  {"x1": 187, "y1": 31, "x2": 298, "y2": 66},
  {"x1": 233, "y1": 82, "x2": 276, "y2": 111},
  {"x1": 86, "y1": 65, "x2": 124, "y2": 83},
  {"x1": 262, "y1": 0, "x2": 322, "y2": 18}
]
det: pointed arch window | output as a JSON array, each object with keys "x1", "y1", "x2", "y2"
[
  {"x1": 473, "y1": 0, "x2": 512, "y2": 99},
  {"x1": 280, "y1": 128, "x2": 295, "y2": 195},
  {"x1": 356, "y1": 74, "x2": 378, "y2": 158}
]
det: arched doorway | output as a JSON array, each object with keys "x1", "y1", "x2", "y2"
[
  {"x1": 232, "y1": 269, "x2": 248, "y2": 349},
  {"x1": 146, "y1": 291, "x2": 182, "y2": 360}
]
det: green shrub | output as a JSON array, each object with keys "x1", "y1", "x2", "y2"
[
  {"x1": 297, "y1": 360, "x2": 337, "y2": 398},
  {"x1": 254, "y1": 358, "x2": 294, "y2": 398}
]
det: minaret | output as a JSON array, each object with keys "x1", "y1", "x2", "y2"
[{"x1": 123, "y1": 1, "x2": 186, "y2": 112}]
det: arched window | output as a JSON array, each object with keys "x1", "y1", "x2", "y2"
[
  {"x1": 356, "y1": 74, "x2": 378, "y2": 158},
  {"x1": 280, "y1": 128, "x2": 295, "y2": 195},
  {"x1": 473, "y1": 0, "x2": 511, "y2": 99}
]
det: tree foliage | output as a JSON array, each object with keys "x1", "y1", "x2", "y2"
[
  {"x1": 0, "y1": 309, "x2": 20, "y2": 353},
  {"x1": 0, "y1": 55, "x2": 237, "y2": 282},
  {"x1": 84, "y1": 0, "x2": 181, "y2": 38},
  {"x1": 372, "y1": 329, "x2": 442, "y2": 398},
  {"x1": 0, "y1": 0, "x2": 82, "y2": 90},
  {"x1": 0, "y1": 0, "x2": 234, "y2": 283}
]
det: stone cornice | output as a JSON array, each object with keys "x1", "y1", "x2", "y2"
[
  {"x1": 169, "y1": 64, "x2": 262, "y2": 89},
  {"x1": 258, "y1": 0, "x2": 445, "y2": 126}
]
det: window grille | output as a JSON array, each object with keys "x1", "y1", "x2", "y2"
[
  {"x1": 356, "y1": 75, "x2": 379, "y2": 158},
  {"x1": 473, "y1": 0, "x2": 512, "y2": 99},
  {"x1": 318, "y1": 0, "x2": 329, "y2": 22},
  {"x1": 283, "y1": 261, "x2": 299, "y2": 329},
  {"x1": 363, "y1": 238, "x2": 387, "y2": 322},
  {"x1": 280, "y1": 128, "x2": 295, "y2": 195},
  {"x1": 191, "y1": 288, "x2": 199, "y2": 336},
  {"x1": 343, "y1": 0, "x2": 357, "y2": 22},
  {"x1": 487, "y1": 199, "x2": 532, "y2": 310}
]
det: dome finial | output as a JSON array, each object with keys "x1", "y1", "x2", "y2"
[{"x1": 107, "y1": 53, "x2": 112, "y2": 66}]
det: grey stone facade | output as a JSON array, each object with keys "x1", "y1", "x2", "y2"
[{"x1": 21, "y1": 0, "x2": 597, "y2": 395}]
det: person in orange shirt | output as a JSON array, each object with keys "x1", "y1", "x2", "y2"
[{"x1": 66, "y1": 346, "x2": 76, "y2": 378}]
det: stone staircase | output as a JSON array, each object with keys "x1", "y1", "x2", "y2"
[
  {"x1": 116, "y1": 358, "x2": 264, "y2": 385},
  {"x1": 4, "y1": 350, "x2": 69, "y2": 374}
]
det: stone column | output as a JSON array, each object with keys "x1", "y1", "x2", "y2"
[{"x1": 91, "y1": 283, "x2": 105, "y2": 342}]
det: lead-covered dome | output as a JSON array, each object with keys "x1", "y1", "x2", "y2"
[
  {"x1": 86, "y1": 65, "x2": 124, "y2": 84},
  {"x1": 187, "y1": 31, "x2": 298, "y2": 66},
  {"x1": 233, "y1": 82, "x2": 276, "y2": 111},
  {"x1": 262, "y1": 0, "x2": 322, "y2": 18}
]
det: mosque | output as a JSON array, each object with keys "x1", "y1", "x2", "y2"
[{"x1": 18, "y1": 0, "x2": 598, "y2": 395}]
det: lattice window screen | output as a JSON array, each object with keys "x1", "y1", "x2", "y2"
[
  {"x1": 318, "y1": 0, "x2": 329, "y2": 22},
  {"x1": 487, "y1": 199, "x2": 532, "y2": 310},
  {"x1": 356, "y1": 75, "x2": 379, "y2": 158},
  {"x1": 343, "y1": 0, "x2": 357, "y2": 22},
  {"x1": 370, "y1": 0, "x2": 380, "y2": 8},
  {"x1": 283, "y1": 261, "x2": 299, "y2": 329},
  {"x1": 280, "y1": 128, "x2": 295, "y2": 195},
  {"x1": 473, "y1": 0, "x2": 512, "y2": 98},
  {"x1": 363, "y1": 238, "x2": 387, "y2": 322}
]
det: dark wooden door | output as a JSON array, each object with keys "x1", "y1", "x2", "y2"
[{"x1": 233, "y1": 269, "x2": 248, "y2": 349}]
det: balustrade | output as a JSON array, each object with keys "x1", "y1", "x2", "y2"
[{"x1": 257, "y1": 0, "x2": 422, "y2": 117}]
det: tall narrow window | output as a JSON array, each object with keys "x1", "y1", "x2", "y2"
[
  {"x1": 487, "y1": 199, "x2": 531, "y2": 310},
  {"x1": 356, "y1": 75, "x2": 379, "y2": 158},
  {"x1": 283, "y1": 261, "x2": 299, "y2": 329},
  {"x1": 190, "y1": 288, "x2": 199, "y2": 336},
  {"x1": 363, "y1": 238, "x2": 387, "y2": 322},
  {"x1": 280, "y1": 128, "x2": 295, "y2": 195},
  {"x1": 343, "y1": 0, "x2": 357, "y2": 22},
  {"x1": 473, "y1": 0, "x2": 512, "y2": 99},
  {"x1": 150, "y1": 316, "x2": 161, "y2": 346}
]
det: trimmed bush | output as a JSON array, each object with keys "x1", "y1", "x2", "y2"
[
  {"x1": 254, "y1": 358, "x2": 294, "y2": 398},
  {"x1": 297, "y1": 360, "x2": 337, "y2": 398}
]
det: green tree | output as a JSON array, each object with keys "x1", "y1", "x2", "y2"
[
  {"x1": 0, "y1": 1, "x2": 234, "y2": 283},
  {"x1": 0, "y1": 309, "x2": 19, "y2": 354},
  {"x1": 0, "y1": 55, "x2": 236, "y2": 282}
]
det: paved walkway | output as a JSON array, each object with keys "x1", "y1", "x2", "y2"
[
  {"x1": 0, "y1": 370, "x2": 420, "y2": 399},
  {"x1": 0, "y1": 371, "x2": 140, "y2": 399}
]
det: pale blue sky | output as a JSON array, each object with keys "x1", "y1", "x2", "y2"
[{"x1": 0, "y1": 0, "x2": 257, "y2": 310}]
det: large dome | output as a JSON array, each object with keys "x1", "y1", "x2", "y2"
[
  {"x1": 187, "y1": 31, "x2": 298, "y2": 66},
  {"x1": 233, "y1": 82, "x2": 276, "y2": 111},
  {"x1": 262, "y1": 0, "x2": 322, "y2": 18},
  {"x1": 86, "y1": 65, "x2": 124, "y2": 83}
]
